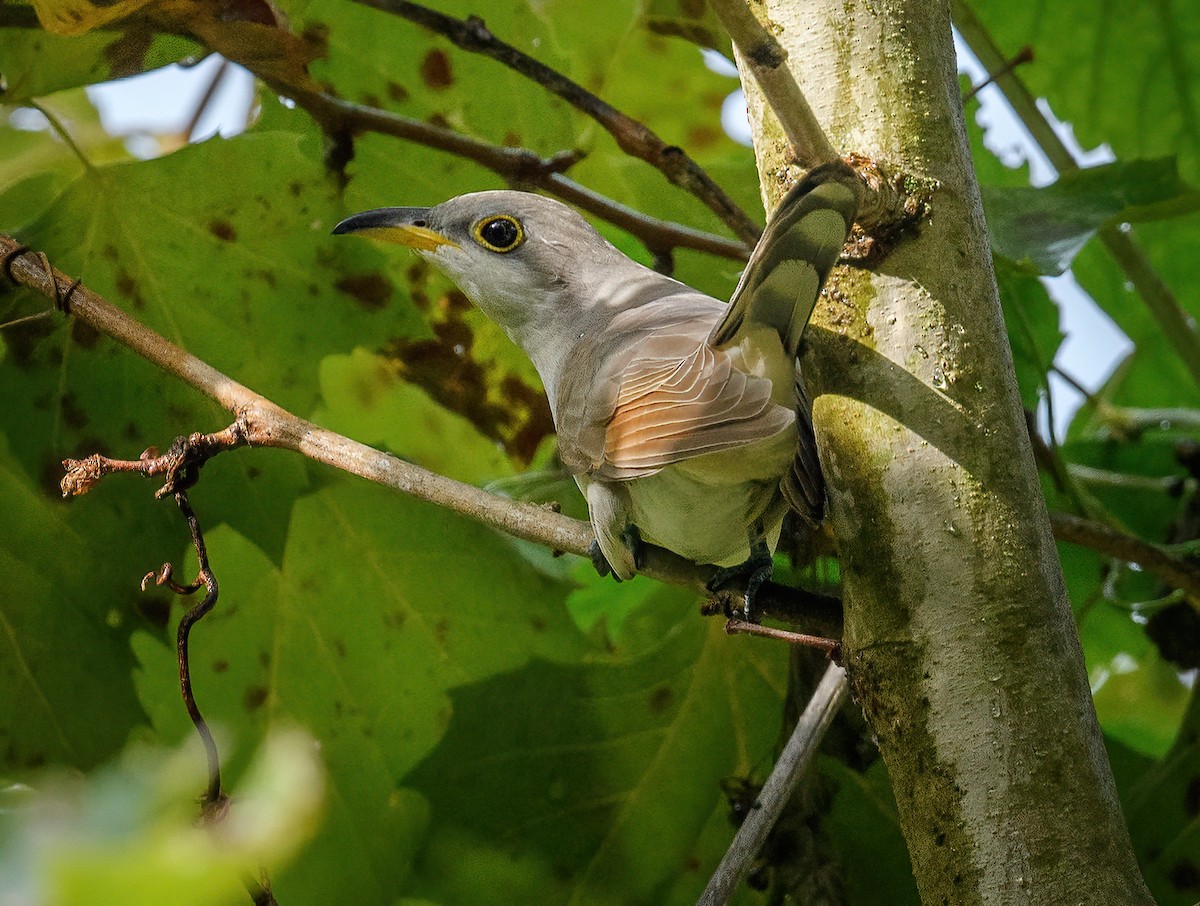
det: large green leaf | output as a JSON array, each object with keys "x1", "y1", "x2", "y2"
[
  {"x1": 0, "y1": 19, "x2": 200, "y2": 102},
  {"x1": 964, "y1": 0, "x2": 1200, "y2": 183},
  {"x1": 1123, "y1": 689, "x2": 1200, "y2": 904},
  {"x1": 131, "y1": 479, "x2": 587, "y2": 903},
  {"x1": 983, "y1": 159, "x2": 1200, "y2": 275},
  {"x1": 402, "y1": 585, "x2": 789, "y2": 905},
  {"x1": 992, "y1": 255, "x2": 1062, "y2": 408},
  {"x1": 0, "y1": 437, "x2": 147, "y2": 771}
]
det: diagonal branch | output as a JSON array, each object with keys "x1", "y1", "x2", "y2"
[
  {"x1": 2, "y1": 236, "x2": 842, "y2": 634},
  {"x1": 952, "y1": 0, "x2": 1200, "y2": 388},
  {"x1": 349, "y1": 0, "x2": 763, "y2": 246},
  {"x1": 705, "y1": 0, "x2": 838, "y2": 167},
  {"x1": 699, "y1": 662, "x2": 848, "y2": 904},
  {"x1": 0, "y1": 5, "x2": 750, "y2": 263},
  {"x1": 1049, "y1": 511, "x2": 1200, "y2": 600},
  {"x1": 283, "y1": 89, "x2": 751, "y2": 261}
]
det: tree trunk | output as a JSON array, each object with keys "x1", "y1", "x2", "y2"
[{"x1": 737, "y1": 1, "x2": 1155, "y2": 901}]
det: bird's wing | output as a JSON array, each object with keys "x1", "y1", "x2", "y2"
[
  {"x1": 556, "y1": 296, "x2": 792, "y2": 481},
  {"x1": 709, "y1": 160, "x2": 860, "y2": 357}
]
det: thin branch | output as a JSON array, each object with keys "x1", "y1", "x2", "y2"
[
  {"x1": 0, "y1": 6, "x2": 750, "y2": 263},
  {"x1": 349, "y1": 0, "x2": 763, "y2": 246},
  {"x1": 698, "y1": 662, "x2": 848, "y2": 905},
  {"x1": 1067, "y1": 464, "x2": 1188, "y2": 495},
  {"x1": 183, "y1": 57, "x2": 230, "y2": 142},
  {"x1": 1050, "y1": 511, "x2": 1200, "y2": 599},
  {"x1": 724, "y1": 617, "x2": 841, "y2": 659},
  {"x1": 293, "y1": 90, "x2": 750, "y2": 261},
  {"x1": 952, "y1": 0, "x2": 1200, "y2": 388},
  {"x1": 962, "y1": 45, "x2": 1033, "y2": 103},
  {"x1": 2, "y1": 236, "x2": 841, "y2": 634},
  {"x1": 705, "y1": 0, "x2": 837, "y2": 167},
  {"x1": 27, "y1": 100, "x2": 96, "y2": 172}
]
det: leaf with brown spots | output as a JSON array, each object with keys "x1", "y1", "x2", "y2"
[{"x1": 419, "y1": 48, "x2": 453, "y2": 90}]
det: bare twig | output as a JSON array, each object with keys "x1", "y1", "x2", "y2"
[
  {"x1": 183, "y1": 57, "x2": 231, "y2": 142},
  {"x1": 3, "y1": 237, "x2": 841, "y2": 634},
  {"x1": 952, "y1": 0, "x2": 1200, "y2": 388},
  {"x1": 705, "y1": 0, "x2": 837, "y2": 167},
  {"x1": 350, "y1": 0, "x2": 763, "y2": 246},
  {"x1": 143, "y1": 480, "x2": 280, "y2": 906},
  {"x1": 724, "y1": 617, "x2": 841, "y2": 659},
  {"x1": 294, "y1": 90, "x2": 750, "y2": 261},
  {"x1": 962, "y1": 45, "x2": 1033, "y2": 103},
  {"x1": 1050, "y1": 511, "x2": 1200, "y2": 599},
  {"x1": 142, "y1": 490, "x2": 224, "y2": 808},
  {"x1": 698, "y1": 662, "x2": 848, "y2": 904}
]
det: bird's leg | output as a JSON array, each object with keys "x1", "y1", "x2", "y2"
[{"x1": 706, "y1": 524, "x2": 774, "y2": 621}]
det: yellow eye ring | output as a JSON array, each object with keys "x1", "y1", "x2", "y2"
[{"x1": 473, "y1": 215, "x2": 525, "y2": 253}]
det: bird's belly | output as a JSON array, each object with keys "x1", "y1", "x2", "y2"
[{"x1": 624, "y1": 433, "x2": 794, "y2": 566}]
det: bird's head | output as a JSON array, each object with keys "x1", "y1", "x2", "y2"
[{"x1": 333, "y1": 190, "x2": 614, "y2": 333}]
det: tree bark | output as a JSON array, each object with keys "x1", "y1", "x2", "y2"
[{"x1": 736, "y1": 1, "x2": 1154, "y2": 902}]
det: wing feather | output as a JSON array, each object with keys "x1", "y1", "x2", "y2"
[{"x1": 554, "y1": 293, "x2": 794, "y2": 480}]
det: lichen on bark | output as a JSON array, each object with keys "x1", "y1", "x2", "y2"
[{"x1": 735, "y1": 0, "x2": 1155, "y2": 901}]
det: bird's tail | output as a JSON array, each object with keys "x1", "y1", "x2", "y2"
[{"x1": 708, "y1": 161, "x2": 860, "y2": 357}]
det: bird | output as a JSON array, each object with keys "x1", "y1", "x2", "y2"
[{"x1": 334, "y1": 162, "x2": 860, "y2": 615}]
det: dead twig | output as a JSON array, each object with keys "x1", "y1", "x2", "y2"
[
  {"x1": 63, "y1": 420, "x2": 250, "y2": 499},
  {"x1": 142, "y1": 490, "x2": 224, "y2": 809},
  {"x1": 724, "y1": 617, "x2": 841, "y2": 660}
]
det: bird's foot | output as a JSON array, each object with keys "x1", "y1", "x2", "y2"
[
  {"x1": 705, "y1": 540, "x2": 773, "y2": 621},
  {"x1": 589, "y1": 525, "x2": 642, "y2": 582}
]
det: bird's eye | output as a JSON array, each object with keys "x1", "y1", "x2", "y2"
[{"x1": 473, "y1": 215, "x2": 524, "y2": 253}]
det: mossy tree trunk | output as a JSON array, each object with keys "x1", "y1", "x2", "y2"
[{"x1": 738, "y1": 1, "x2": 1155, "y2": 901}]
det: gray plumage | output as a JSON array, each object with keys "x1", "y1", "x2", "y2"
[{"x1": 334, "y1": 162, "x2": 860, "y2": 585}]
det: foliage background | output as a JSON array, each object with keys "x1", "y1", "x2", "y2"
[{"x1": 0, "y1": 0, "x2": 1197, "y2": 903}]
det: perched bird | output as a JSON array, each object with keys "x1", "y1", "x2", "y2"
[{"x1": 334, "y1": 162, "x2": 859, "y2": 613}]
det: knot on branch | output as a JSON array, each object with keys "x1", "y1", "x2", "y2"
[
  {"x1": 460, "y1": 14, "x2": 495, "y2": 49},
  {"x1": 842, "y1": 152, "x2": 938, "y2": 266},
  {"x1": 508, "y1": 147, "x2": 586, "y2": 187}
]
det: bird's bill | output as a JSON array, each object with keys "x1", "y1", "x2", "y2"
[{"x1": 331, "y1": 207, "x2": 459, "y2": 251}]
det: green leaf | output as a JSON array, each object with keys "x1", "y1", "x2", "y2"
[
  {"x1": 130, "y1": 479, "x2": 587, "y2": 902},
  {"x1": 0, "y1": 730, "x2": 323, "y2": 906},
  {"x1": 965, "y1": 0, "x2": 1200, "y2": 183},
  {"x1": 0, "y1": 437, "x2": 148, "y2": 772},
  {"x1": 1123, "y1": 688, "x2": 1200, "y2": 905},
  {"x1": 825, "y1": 758, "x2": 920, "y2": 906},
  {"x1": 992, "y1": 255, "x2": 1062, "y2": 408},
  {"x1": 982, "y1": 159, "x2": 1200, "y2": 275},
  {"x1": 312, "y1": 348, "x2": 515, "y2": 485},
  {"x1": 402, "y1": 587, "x2": 789, "y2": 904},
  {"x1": 0, "y1": 22, "x2": 200, "y2": 103}
]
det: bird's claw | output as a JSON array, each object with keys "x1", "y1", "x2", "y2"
[{"x1": 705, "y1": 541, "x2": 773, "y2": 622}]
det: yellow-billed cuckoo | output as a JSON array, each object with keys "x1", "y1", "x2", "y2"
[{"x1": 334, "y1": 162, "x2": 860, "y2": 614}]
